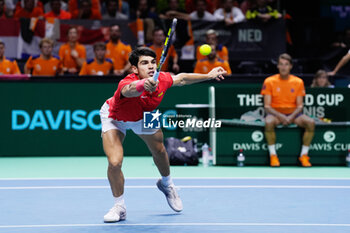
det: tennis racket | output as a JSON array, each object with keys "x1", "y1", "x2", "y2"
[{"x1": 153, "y1": 18, "x2": 177, "y2": 81}]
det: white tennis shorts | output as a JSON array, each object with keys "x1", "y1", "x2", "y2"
[{"x1": 99, "y1": 102, "x2": 158, "y2": 135}]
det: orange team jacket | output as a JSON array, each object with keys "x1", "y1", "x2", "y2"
[
  {"x1": 69, "y1": 0, "x2": 101, "y2": 19},
  {"x1": 148, "y1": 44, "x2": 177, "y2": 71},
  {"x1": 79, "y1": 58, "x2": 114, "y2": 75},
  {"x1": 44, "y1": 10, "x2": 72, "y2": 19},
  {"x1": 196, "y1": 44, "x2": 229, "y2": 61},
  {"x1": 25, "y1": 55, "x2": 62, "y2": 76},
  {"x1": 59, "y1": 43, "x2": 86, "y2": 70},
  {"x1": 260, "y1": 74, "x2": 306, "y2": 115},
  {"x1": 0, "y1": 57, "x2": 21, "y2": 74},
  {"x1": 194, "y1": 58, "x2": 232, "y2": 74},
  {"x1": 14, "y1": 6, "x2": 44, "y2": 18},
  {"x1": 105, "y1": 40, "x2": 132, "y2": 71}
]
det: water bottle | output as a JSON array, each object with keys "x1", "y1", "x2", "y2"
[
  {"x1": 202, "y1": 143, "x2": 209, "y2": 167},
  {"x1": 237, "y1": 149, "x2": 245, "y2": 167},
  {"x1": 346, "y1": 149, "x2": 350, "y2": 167}
]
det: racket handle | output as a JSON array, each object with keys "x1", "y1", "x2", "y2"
[{"x1": 153, "y1": 71, "x2": 160, "y2": 81}]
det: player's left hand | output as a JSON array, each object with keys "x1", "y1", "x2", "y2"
[
  {"x1": 208, "y1": 67, "x2": 227, "y2": 81},
  {"x1": 144, "y1": 78, "x2": 158, "y2": 93}
]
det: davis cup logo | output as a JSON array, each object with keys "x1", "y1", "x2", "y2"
[
  {"x1": 251, "y1": 130, "x2": 264, "y2": 142},
  {"x1": 323, "y1": 131, "x2": 336, "y2": 143}
]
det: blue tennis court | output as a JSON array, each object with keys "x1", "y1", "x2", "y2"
[{"x1": 1, "y1": 177, "x2": 349, "y2": 233}]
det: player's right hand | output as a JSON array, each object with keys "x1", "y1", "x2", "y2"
[{"x1": 144, "y1": 78, "x2": 158, "y2": 93}]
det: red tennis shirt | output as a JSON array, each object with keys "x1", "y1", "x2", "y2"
[{"x1": 106, "y1": 72, "x2": 173, "y2": 121}]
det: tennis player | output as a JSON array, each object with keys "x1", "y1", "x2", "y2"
[{"x1": 100, "y1": 47, "x2": 227, "y2": 222}]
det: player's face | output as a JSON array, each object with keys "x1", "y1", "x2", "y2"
[
  {"x1": 0, "y1": 44, "x2": 4, "y2": 57},
  {"x1": 134, "y1": 56, "x2": 157, "y2": 79},
  {"x1": 41, "y1": 42, "x2": 53, "y2": 56},
  {"x1": 277, "y1": 58, "x2": 292, "y2": 76},
  {"x1": 95, "y1": 48, "x2": 106, "y2": 60}
]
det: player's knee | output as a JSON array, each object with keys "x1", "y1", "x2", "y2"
[
  {"x1": 265, "y1": 119, "x2": 275, "y2": 130},
  {"x1": 108, "y1": 157, "x2": 123, "y2": 169}
]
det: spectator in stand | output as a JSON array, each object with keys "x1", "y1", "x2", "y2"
[
  {"x1": 186, "y1": 0, "x2": 218, "y2": 14},
  {"x1": 44, "y1": 0, "x2": 68, "y2": 13},
  {"x1": 214, "y1": 0, "x2": 245, "y2": 26},
  {"x1": 69, "y1": 0, "x2": 101, "y2": 19},
  {"x1": 240, "y1": 0, "x2": 253, "y2": 15},
  {"x1": 14, "y1": 0, "x2": 44, "y2": 18},
  {"x1": 0, "y1": 41, "x2": 21, "y2": 74},
  {"x1": 24, "y1": 38, "x2": 62, "y2": 76},
  {"x1": 196, "y1": 29, "x2": 229, "y2": 61},
  {"x1": 59, "y1": 26, "x2": 86, "y2": 74},
  {"x1": 0, "y1": 0, "x2": 9, "y2": 18},
  {"x1": 105, "y1": 24, "x2": 132, "y2": 75},
  {"x1": 328, "y1": 49, "x2": 350, "y2": 76},
  {"x1": 148, "y1": 28, "x2": 179, "y2": 73},
  {"x1": 44, "y1": 0, "x2": 71, "y2": 19},
  {"x1": 311, "y1": 70, "x2": 334, "y2": 88},
  {"x1": 159, "y1": 0, "x2": 189, "y2": 20},
  {"x1": 5, "y1": 0, "x2": 15, "y2": 18},
  {"x1": 130, "y1": 0, "x2": 160, "y2": 44},
  {"x1": 79, "y1": 42, "x2": 114, "y2": 76},
  {"x1": 189, "y1": 0, "x2": 216, "y2": 21},
  {"x1": 102, "y1": 0, "x2": 128, "y2": 19},
  {"x1": 120, "y1": 0, "x2": 130, "y2": 18},
  {"x1": 245, "y1": 0, "x2": 281, "y2": 22},
  {"x1": 194, "y1": 44, "x2": 232, "y2": 74},
  {"x1": 130, "y1": 0, "x2": 158, "y2": 20}
]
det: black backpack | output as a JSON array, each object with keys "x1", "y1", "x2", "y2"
[{"x1": 164, "y1": 137, "x2": 199, "y2": 166}]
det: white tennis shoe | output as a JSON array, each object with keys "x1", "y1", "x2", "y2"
[
  {"x1": 156, "y1": 179, "x2": 183, "y2": 212},
  {"x1": 103, "y1": 204, "x2": 126, "y2": 223}
]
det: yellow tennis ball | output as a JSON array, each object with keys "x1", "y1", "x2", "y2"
[{"x1": 199, "y1": 44, "x2": 212, "y2": 56}]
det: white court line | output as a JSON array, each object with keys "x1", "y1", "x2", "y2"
[
  {"x1": 0, "y1": 222, "x2": 350, "y2": 228},
  {"x1": 1, "y1": 185, "x2": 350, "y2": 190},
  {"x1": 1, "y1": 177, "x2": 350, "y2": 180}
]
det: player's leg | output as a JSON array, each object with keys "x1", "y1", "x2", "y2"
[
  {"x1": 138, "y1": 129, "x2": 183, "y2": 212},
  {"x1": 264, "y1": 114, "x2": 281, "y2": 167},
  {"x1": 102, "y1": 129, "x2": 127, "y2": 222},
  {"x1": 294, "y1": 114, "x2": 315, "y2": 167}
]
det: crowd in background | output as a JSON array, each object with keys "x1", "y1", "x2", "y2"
[{"x1": 0, "y1": 0, "x2": 347, "y2": 88}]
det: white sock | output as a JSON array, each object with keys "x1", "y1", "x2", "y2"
[
  {"x1": 161, "y1": 175, "x2": 173, "y2": 187},
  {"x1": 268, "y1": 144, "x2": 277, "y2": 156},
  {"x1": 114, "y1": 194, "x2": 125, "y2": 206},
  {"x1": 300, "y1": 145, "x2": 309, "y2": 157}
]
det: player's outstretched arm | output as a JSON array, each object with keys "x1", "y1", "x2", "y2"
[
  {"x1": 121, "y1": 78, "x2": 158, "y2": 97},
  {"x1": 172, "y1": 67, "x2": 227, "y2": 87}
]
